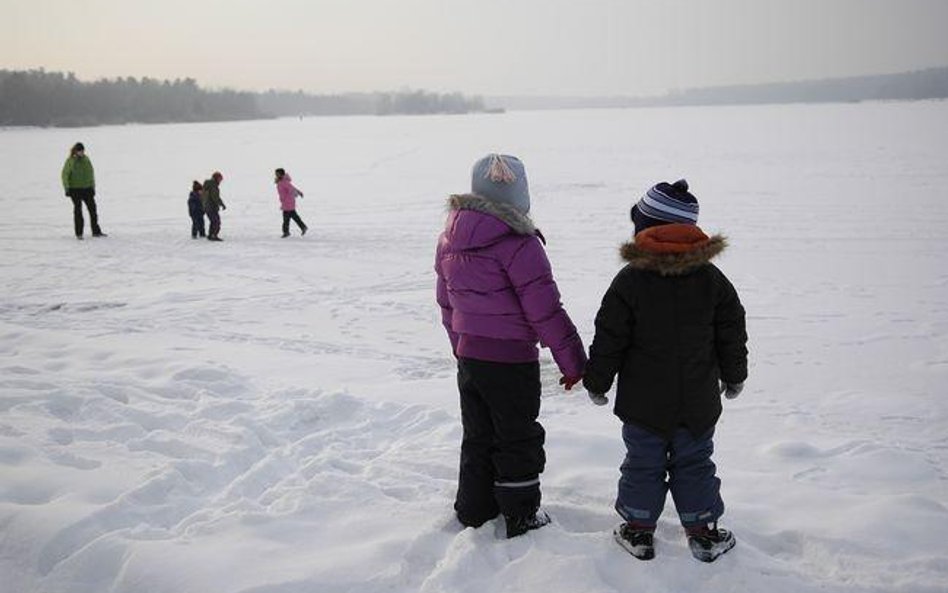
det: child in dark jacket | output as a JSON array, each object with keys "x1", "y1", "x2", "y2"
[
  {"x1": 583, "y1": 179, "x2": 748, "y2": 563},
  {"x1": 188, "y1": 181, "x2": 205, "y2": 239},
  {"x1": 202, "y1": 172, "x2": 226, "y2": 242},
  {"x1": 435, "y1": 154, "x2": 587, "y2": 538}
]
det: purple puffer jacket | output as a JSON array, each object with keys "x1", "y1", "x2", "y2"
[{"x1": 435, "y1": 194, "x2": 586, "y2": 378}]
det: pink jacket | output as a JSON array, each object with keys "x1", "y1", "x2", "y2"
[{"x1": 277, "y1": 175, "x2": 303, "y2": 211}]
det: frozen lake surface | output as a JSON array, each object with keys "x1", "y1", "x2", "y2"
[{"x1": 1, "y1": 101, "x2": 947, "y2": 592}]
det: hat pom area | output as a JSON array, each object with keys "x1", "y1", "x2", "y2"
[
  {"x1": 485, "y1": 154, "x2": 518, "y2": 184},
  {"x1": 470, "y1": 154, "x2": 531, "y2": 214},
  {"x1": 630, "y1": 178, "x2": 700, "y2": 235}
]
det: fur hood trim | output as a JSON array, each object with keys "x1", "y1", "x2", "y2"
[
  {"x1": 447, "y1": 194, "x2": 536, "y2": 236},
  {"x1": 620, "y1": 232, "x2": 727, "y2": 276}
]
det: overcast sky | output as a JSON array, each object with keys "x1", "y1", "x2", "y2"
[{"x1": 2, "y1": 0, "x2": 947, "y2": 96}]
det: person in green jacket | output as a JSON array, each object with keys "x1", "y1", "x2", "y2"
[
  {"x1": 201, "y1": 171, "x2": 226, "y2": 241},
  {"x1": 61, "y1": 142, "x2": 106, "y2": 239}
]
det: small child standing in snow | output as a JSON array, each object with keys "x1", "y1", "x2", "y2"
[
  {"x1": 583, "y1": 179, "x2": 748, "y2": 562},
  {"x1": 201, "y1": 171, "x2": 226, "y2": 242},
  {"x1": 275, "y1": 168, "x2": 308, "y2": 238},
  {"x1": 435, "y1": 154, "x2": 587, "y2": 538},
  {"x1": 188, "y1": 180, "x2": 206, "y2": 239}
]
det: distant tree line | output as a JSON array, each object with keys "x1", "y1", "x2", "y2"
[
  {"x1": 245, "y1": 89, "x2": 486, "y2": 117},
  {"x1": 0, "y1": 69, "x2": 489, "y2": 127},
  {"x1": 0, "y1": 70, "x2": 263, "y2": 127},
  {"x1": 257, "y1": 89, "x2": 486, "y2": 117},
  {"x1": 649, "y1": 67, "x2": 948, "y2": 107},
  {"x1": 489, "y1": 66, "x2": 948, "y2": 111}
]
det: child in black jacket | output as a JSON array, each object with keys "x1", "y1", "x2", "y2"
[
  {"x1": 188, "y1": 181, "x2": 205, "y2": 239},
  {"x1": 583, "y1": 179, "x2": 748, "y2": 563}
]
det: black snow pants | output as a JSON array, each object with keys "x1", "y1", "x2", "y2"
[
  {"x1": 69, "y1": 188, "x2": 101, "y2": 237},
  {"x1": 454, "y1": 357, "x2": 545, "y2": 526},
  {"x1": 282, "y1": 210, "x2": 307, "y2": 234},
  {"x1": 190, "y1": 213, "x2": 206, "y2": 238}
]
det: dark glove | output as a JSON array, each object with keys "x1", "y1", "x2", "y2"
[
  {"x1": 587, "y1": 390, "x2": 609, "y2": 406},
  {"x1": 559, "y1": 376, "x2": 581, "y2": 391},
  {"x1": 720, "y1": 381, "x2": 744, "y2": 400}
]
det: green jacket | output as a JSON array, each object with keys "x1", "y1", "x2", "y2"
[
  {"x1": 62, "y1": 155, "x2": 95, "y2": 190},
  {"x1": 201, "y1": 178, "x2": 225, "y2": 212}
]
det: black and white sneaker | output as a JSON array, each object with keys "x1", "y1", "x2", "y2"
[
  {"x1": 613, "y1": 523, "x2": 655, "y2": 560},
  {"x1": 505, "y1": 510, "x2": 551, "y2": 538},
  {"x1": 687, "y1": 522, "x2": 736, "y2": 563}
]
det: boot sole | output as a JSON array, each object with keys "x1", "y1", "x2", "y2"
[
  {"x1": 689, "y1": 536, "x2": 736, "y2": 563},
  {"x1": 613, "y1": 525, "x2": 655, "y2": 560}
]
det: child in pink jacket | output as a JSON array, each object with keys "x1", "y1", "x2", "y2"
[{"x1": 275, "y1": 168, "x2": 308, "y2": 238}]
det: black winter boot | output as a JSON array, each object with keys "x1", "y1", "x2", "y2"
[
  {"x1": 504, "y1": 510, "x2": 550, "y2": 538},
  {"x1": 686, "y1": 522, "x2": 735, "y2": 562},
  {"x1": 613, "y1": 522, "x2": 655, "y2": 560}
]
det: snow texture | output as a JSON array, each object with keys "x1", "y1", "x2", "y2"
[{"x1": 1, "y1": 102, "x2": 947, "y2": 593}]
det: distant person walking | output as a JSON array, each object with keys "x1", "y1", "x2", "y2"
[
  {"x1": 201, "y1": 171, "x2": 226, "y2": 241},
  {"x1": 188, "y1": 180, "x2": 206, "y2": 239},
  {"x1": 275, "y1": 168, "x2": 308, "y2": 238},
  {"x1": 61, "y1": 142, "x2": 106, "y2": 239}
]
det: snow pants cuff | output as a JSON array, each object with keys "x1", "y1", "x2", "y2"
[
  {"x1": 615, "y1": 502, "x2": 659, "y2": 527},
  {"x1": 495, "y1": 477, "x2": 541, "y2": 518},
  {"x1": 677, "y1": 499, "x2": 725, "y2": 527}
]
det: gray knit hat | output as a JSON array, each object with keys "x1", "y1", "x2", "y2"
[{"x1": 471, "y1": 154, "x2": 530, "y2": 214}]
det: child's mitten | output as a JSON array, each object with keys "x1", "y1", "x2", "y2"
[
  {"x1": 721, "y1": 382, "x2": 744, "y2": 400},
  {"x1": 587, "y1": 390, "x2": 609, "y2": 406}
]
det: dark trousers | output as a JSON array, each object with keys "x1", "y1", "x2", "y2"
[
  {"x1": 615, "y1": 424, "x2": 724, "y2": 528},
  {"x1": 455, "y1": 357, "x2": 545, "y2": 526},
  {"x1": 282, "y1": 210, "x2": 307, "y2": 234},
  {"x1": 206, "y1": 210, "x2": 221, "y2": 238},
  {"x1": 190, "y1": 214, "x2": 206, "y2": 238},
  {"x1": 69, "y1": 188, "x2": 101, "y2": 237}
]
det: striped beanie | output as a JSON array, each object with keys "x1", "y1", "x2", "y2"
[{"x1": 631, "y1": 179, "x2": 699, "y2": 235}]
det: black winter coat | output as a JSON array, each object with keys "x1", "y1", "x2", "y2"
[
  {"x1": 188, "y1": 191, "x2": 204, "y2": 217},
  {"x1": 583, "y1": 225, "x2": 748, "y2": 439}
]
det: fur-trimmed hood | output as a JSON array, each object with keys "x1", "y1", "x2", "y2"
[
  {"x1": 620, "y1": 224, "x2": 727, "y2": 276},
  {"x1": 447, "y1": 194, "x2": 535, "y2": 235}
]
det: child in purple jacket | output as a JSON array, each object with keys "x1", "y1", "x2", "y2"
[{"x1": 435, "y1": 154, "x2": 587, "y2": 538}]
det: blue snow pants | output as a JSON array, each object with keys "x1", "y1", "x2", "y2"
[{"x1": 615, "y1": 423, "x2": 724, "y2": 528}]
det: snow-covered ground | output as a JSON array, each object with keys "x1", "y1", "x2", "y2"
[{"x1": 1, "y1": 101, "x2": 947, "y2": 593}]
